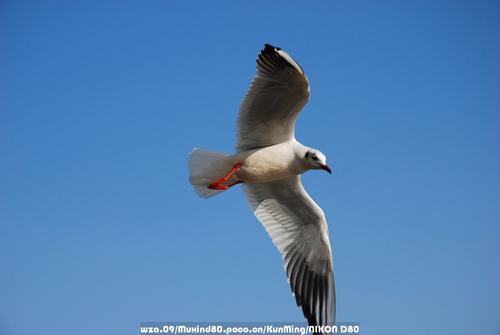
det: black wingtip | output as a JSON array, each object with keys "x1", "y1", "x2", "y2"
[
  {"x1": 257, "y1": 43, "x2": 306, "y2": 77},
  {"x1": 264, "y1": 43, "x2": 281, "y2": 51}
]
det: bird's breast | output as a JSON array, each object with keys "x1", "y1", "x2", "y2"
[{"x1": 235, "y1": 146, "x2": 297, "y2": 183}]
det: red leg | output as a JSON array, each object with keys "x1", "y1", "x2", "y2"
[
  {"x1": 212, "y1": 180, "x2": 242, "y2": 190},
  {"x1": 207, "y1": 163, "x2": 243, "y2": 190}
]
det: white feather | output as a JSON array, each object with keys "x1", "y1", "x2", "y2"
[{"x1": 188, "y1": 148, "x2": 236, "y2": 198}]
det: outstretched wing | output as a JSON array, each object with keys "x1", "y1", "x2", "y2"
[
  {"x1": 244, "y1": 176, "x2": 335, "y2": 329},
  {"x1": 236, "y1": 44, "x2": 310, "y2": 152}
]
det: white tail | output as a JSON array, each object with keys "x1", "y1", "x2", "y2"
[{"x1": 188, "y1": 148, "x2": 237, "y2": 198}]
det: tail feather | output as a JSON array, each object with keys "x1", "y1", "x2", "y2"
[{"x1": 188, "y1": 148, "x2": 237, "y2": 198}]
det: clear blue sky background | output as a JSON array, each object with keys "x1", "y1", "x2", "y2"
[{"x1": 1, "y1": 1, "x2": 499, "y2": 334}]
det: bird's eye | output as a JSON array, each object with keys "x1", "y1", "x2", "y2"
[{"x1": 312, "y1": 154, "x2": 318, "y2": 161}]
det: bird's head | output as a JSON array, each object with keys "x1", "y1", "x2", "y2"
[{"x1": 304, "y1": 149, "x2": 332, "y2": 174}]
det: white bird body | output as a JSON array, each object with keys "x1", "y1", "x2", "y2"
[
  {"x1": 234, "y1": 140, "x2": 307, "y2": 183},
  {"x1": 188, "y1": 44, "x2": 336, "y2": 331}
]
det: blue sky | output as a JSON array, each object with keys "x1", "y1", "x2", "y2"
[{"x1": 1, "y1": 1, "x2": 499, "y2": 334}]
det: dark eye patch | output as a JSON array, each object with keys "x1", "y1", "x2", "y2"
[
  {"x1": 305, "y1": 152, "x2": 309, "y2": 159},
  {"x1": 312, "y1": 153, "x2": 318, "y2": 161}
]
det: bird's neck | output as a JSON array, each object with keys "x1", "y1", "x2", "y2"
[{"x1": 291, "y1": 141, "x2": 311, "y2": 174}]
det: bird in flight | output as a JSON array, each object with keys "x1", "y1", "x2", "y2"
[{"x1": 188, "y1": 44, "x2": 335, "y2": 330}]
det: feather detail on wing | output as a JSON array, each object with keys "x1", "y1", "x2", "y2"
[
  {"x1": 236, "y1": 44, "x2": 310, "y2": 151},
  {"x1": 244, "y1": 176, "x2": 335, "y2": 330}
]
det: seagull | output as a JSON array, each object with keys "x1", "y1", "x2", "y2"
[{"x1": 188, "y1": 44, "x2": 335, "y2": 330}]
